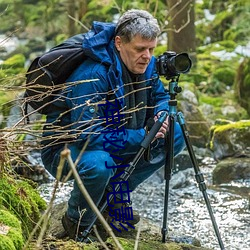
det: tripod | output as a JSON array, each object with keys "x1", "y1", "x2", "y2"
[
  {"x1": 161, "y1": 77, "x2": 225, "y2": 249},
  {"x1": 82, "y1": 77, "x2": 225, "y2": 250}
]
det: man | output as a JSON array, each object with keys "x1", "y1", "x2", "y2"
[{"x1": 41, "y1": 9, "x2": 185, "y2": 241}]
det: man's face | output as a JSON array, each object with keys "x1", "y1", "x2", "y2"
[{"x1": 115, "y1": 35, "x2": 157, "y2": 74}]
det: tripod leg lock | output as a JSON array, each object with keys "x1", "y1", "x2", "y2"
[{"x1": 195, "y1": 173, "x2": 207, "y2": 192}]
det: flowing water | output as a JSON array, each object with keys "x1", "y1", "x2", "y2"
[
  {"x1": 38, "y1": 156, "x2": 250, "y2": 250},
  {"x1": 130, "y1": 157, "x2": 250, "y2": 250}
]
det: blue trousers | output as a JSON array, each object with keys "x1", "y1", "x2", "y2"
[{"x1": 41, "y1": 122, "x2": 185, "y2": 226}]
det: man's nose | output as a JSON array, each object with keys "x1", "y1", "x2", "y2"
[{"x1": 142, "y1": 49, "x2": 151, "y2": 59}]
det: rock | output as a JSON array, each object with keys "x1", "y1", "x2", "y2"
[
  {"x1": 181, "y1": 89, "x2": 199, "y2": 105},
  {"x1": 179, "y1": 100, "x2": 211, "y2": 148},
  {"x1": 213, "y1": 157, "x2": 250, "y2": 184},
  {"x1": 170, "y1": 168, "x2": 193, "y2": 189},
  {"x1": 209, "y1": 120, "x2": 250, "y2": 160},
  {"x1": 43, "y1": 202, "x2": 212, "y2": 250}
]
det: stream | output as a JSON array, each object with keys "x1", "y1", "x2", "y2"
[{"x1": 38, "y1": 155, "x2": 250, "y2": 250}]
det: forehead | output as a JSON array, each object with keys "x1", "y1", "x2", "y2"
[{"x1": 127, "y1": 34, "x2": 157, "y2": 47}]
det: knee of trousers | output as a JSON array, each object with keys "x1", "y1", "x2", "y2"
[{"x1": 76, "y1": 150, "x2": 116, "y2": 182}]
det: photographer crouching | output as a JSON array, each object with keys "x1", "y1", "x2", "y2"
[{"x1": 41, "y1": 9, "x2": 187, "y2": 242}]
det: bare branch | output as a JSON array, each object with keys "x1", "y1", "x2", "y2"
[{"x1": 62, "y1": 148, "x2": 124, "y2": 250}]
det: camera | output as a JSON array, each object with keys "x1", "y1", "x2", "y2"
[{"x1": 156, "y1": 51, "x2": 192, "y2": 79}]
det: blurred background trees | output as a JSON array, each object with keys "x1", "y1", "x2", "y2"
[{"x1": 0, "y1": 0, "x2": 250, "y2": 123}]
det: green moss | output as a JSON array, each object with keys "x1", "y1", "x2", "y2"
[
  {"x1": 213, "y1": 120, "x2": 250, "y2": 133},
  {"x1": 0, "y1": 235, "x2": 16, "y2": 250},
  {"x1": 7, "y1": 228, "x2": 24, "y2": 249},
  {"x1": 199, "y1": 95, "x2": 224, "y2": 107},
  {"x1": 0, "y1": 54, "x2": 26, "y2": 87},
  {"x1": 0, "y1": 209, "x2": 24, "y2": 249},
  {"x1": 217, "y1": 40, "x2": 237, "y2": 51},
  {"x1": 106, "y1": 237, "x2": 206, "y2": 250},
  {"x1": 0, "y1": 175, "x2": 47, "y2": 239},
  {"x1": 0, "y1": 209, "x2": 21, "y2": 229},
  {"x1": 209, "y1": 120, "x2": 250, "y2": 150}
]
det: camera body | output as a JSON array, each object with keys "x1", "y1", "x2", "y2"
[{"x1": 156, "y1": 51, "x2": 192, "y2": 79}]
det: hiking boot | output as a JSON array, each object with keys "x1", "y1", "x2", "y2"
[
  {"x1": 103, "y1": 201, "x2": 140, "y2": 225},
  {"x1": 61, "y1": 213, "x2": 98, "y2": 242}
]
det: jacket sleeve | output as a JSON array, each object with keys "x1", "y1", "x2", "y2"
[{"x1": 65, "y1": 60, "x2": 146, "y2": 155}]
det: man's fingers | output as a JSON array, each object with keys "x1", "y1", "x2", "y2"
[{"x1": 155, "y1": 132, "x2": 165, "y2": 139}]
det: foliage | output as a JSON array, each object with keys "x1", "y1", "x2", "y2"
[
  {"x1": 0, "y1": 0, "x2": 249, "y2": 121},
  {"x1": 213, "y1": 67, "x2": 235, "y2": 86},
  {"x1": 199, "y1": 91, "x2": 248, "y2": 122},
  {"x1": 197, "y1": 0, "x2": 250, "y2": 46},
  {"x1": 0, "y1": 54, "x2": 26, "y2": 89},
  {"x1": 234, "y1": 57, "x2": 250, "y2": 115}
]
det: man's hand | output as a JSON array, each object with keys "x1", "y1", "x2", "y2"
[{"x1": 154, "y1": 111, "x2": 169, "y2": 139}]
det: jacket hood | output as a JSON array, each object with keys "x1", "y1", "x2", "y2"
[{"x1": 82, "y1": 21, "x2": 116, "y2": 65}]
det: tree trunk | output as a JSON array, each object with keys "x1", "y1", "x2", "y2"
[
  {"x1": 67, "y1": 0, "x2": 77, "y2": 36},
  {"x1": 167, "y1": 0, "x2": 196, "y2": 62},
  {"x1": 78, "y1": 0, "x2": 88, "y2": 20}
]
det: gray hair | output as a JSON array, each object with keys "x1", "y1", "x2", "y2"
[{"x1": 115, "y1": 9, "x2": 161, "y2": 43}]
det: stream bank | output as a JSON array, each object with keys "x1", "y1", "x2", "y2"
[{"x1": 38, "y1": 152, "x2": 250, "y2": 250}]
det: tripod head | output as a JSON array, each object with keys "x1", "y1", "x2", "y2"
[{"x1": 168, "y1": 76, "x2": 182, "y2": 100}]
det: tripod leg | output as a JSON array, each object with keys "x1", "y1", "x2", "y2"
[
  {"x1": 81, "y1": 112, "x2": 169, "y2": 241},
  {"x1": 177, "y1": 112, "x2": 225, "y2": 250},
  {"x1": 162, "y1": 114, "x2": 175, "y2": 243}
]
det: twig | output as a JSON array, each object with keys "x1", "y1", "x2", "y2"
[
  {"x1": 61, "y1": 148, "x2": 124, "y2": 250},
  {"x1": 93, "y1": 225, "x2": 110, "y2": 250},
  {"x1": 22, "y1": 154, "x2": 65, "y2": 249},
  {"x1": 134, "y1": 220, "x2": 142, "y2": 250},
  {"x1": 68, "y1": 14, "x2": 89, "y2": 31}
]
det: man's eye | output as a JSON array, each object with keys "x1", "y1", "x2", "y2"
[{"x1": 136, "y1": 48, "x2": 144, "y2": 52}]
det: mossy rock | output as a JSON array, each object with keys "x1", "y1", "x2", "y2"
[
  {"x1": 0, "y1": 174, "x2": 47, "y2": 239},
  {"x1": 209, "y1": 120, "x2": 250, "y2": 160},
  {"x1": 0, "y1": 209, "x2": 24, "y2": 250},
  {"x1": 107, "y1": 237, "x2": 210, "y2": 250},
  {"x1": 29, "y1": 236, "x2": 211, "y2": 250}
]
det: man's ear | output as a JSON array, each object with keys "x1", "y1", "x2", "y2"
[{"x1": 115, "y1": 36, "x2": 122, "y2": 51}]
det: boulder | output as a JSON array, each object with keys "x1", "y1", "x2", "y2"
[
  {"x1": 209, "y1": 119, "x2": 250, "y2": 184},
  {"x1": 209, "y1": 119, "x2": 250, "y2": 160},
  {"x1": 177, "y1": 83, "x2": 211, "y2": 148},
  {"x1": 42, "y1": 202, "x2": 212, "y2": 250},
  {"x1": 179, "y1": 100, "x2": 211, "y2": 148},
  {"x1": 213, "y1": 157, "x2": 250, "y2": 184}
]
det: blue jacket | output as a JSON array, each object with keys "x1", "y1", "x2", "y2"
[{"x1": 44, "y1": 21, "x2": 170, "y2": 155}]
